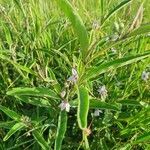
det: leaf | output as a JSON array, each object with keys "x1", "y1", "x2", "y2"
[
  {"x1": 134, "y1": 132, "x2": 150, "y2": 144},
  {"x1": 7, "y1": 87, "x2": 60, "y2": 100},
  {"x1": 102, "y1": 0, "x2": 131, "y2": 25},
  {"x1": 127, "y1": 23, "x2": 150, "y2": 37},
  {"x1": 89, "y1": 99, "x2": 121, "y2": 111},
  {"x1": 54, "y1": 111, "x2": 67, "y2": 150},
  {"x1": 118, "y1": 100, "x2": 142, "y2": 106},
  {"x1": 16, "y1": 96, "x2": 51, "y2": 107},
  {"x1": 0, "y1": 54, "x2": 36, "y2": 75},
  {"x1": 70, "y1": 98, "x2": 121, "y2": 111},
  {"x1": 85, "y1": 51, "x2": 150, "y2": 80},
  {"x1": 3, "y1": 122, "x2": 25, "y2": 141},
  {"x1": 0, "y1": 105, "x2": 21, "y2": 121},
  {"x1": 77, "y1": 86, "x2": 89, "y2": 129},
  {"x1": 55, "y1": 0, "x2": 89, "y2": 57},
  {"x1": 32, "y1": 130, "x2": 49, "y2": 150}
]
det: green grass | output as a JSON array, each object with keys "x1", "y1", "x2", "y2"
[{"x1": 0, "y1": 0, "x2": 150, "y2": 149}]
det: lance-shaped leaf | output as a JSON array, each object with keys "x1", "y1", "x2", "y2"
[
  {"x1": 134, "y1": 132, "x2": 150, "y2": 144},
  {"x1": 70, "y1": 98, "x2": 121, "y2": 111},
  {"x1": 127, "y1": 23, "x2": 150, "y2": 37},
  {"x1": 0, "y1": 105, "x2": 21, "y2": 121},
  {"x1": 54, "y1": 111, "x2": 67, "y2": 150},
  {"x1": 32, "y1": 130, "x2": 49, "y2": 150},
  {"x1": 3, "y1": 122, "x2": 26, "y2": 141},
  {"x1": 55, "y1": 0, "x2": 89, "y2": 57},
  {"x1": 7, "y1": 87, "x2": 60, "y2": 100},
  {"x1": 77, "y1": 86, "x2": 89, "y2": 129},
  {"x1": 102, "y1": 0, "x2": 131, "y2": 26},
  {"x1": 85, "y1": 51, "x2": 150, "y2": 80}
]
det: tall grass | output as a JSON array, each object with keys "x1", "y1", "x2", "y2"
[{"x1": 0, "y1": 0, "x2": 150, "y2": 149}]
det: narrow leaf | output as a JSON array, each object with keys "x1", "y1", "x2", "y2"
[
  {"x1": 54, "y1": 111, "x2": 67, "y2": 150},
  {"x1": 77, "y1": 86, "x2": 89, "y2": 129},
  {"x1": 70, "y1": 98, "x2": 121, "y2": 111},
  {"x1": 85, "y1": 51, "x2": 150, "y2": 80},
  {"x1": 7, "y1": 87, "x2": 60, "y2": 100},
  {"x1": 90, "y1": 99, "x2": 121, "y2": 111},
  {"x1": 134, "y1": 132, "x2": 150, "y2": 144},
  {"x1": 118, "y1": 100, "x2": 142, "y2": 106},
  {"x1": 55, "y1": 0, "x2": 89, "y2": 57},
  {"x1": 127, "y1": 24, "x2": 150, "y2": 37},
  {"x1": 102, "y1": 0, "x2": 131, "y2": 25},
  {"x1": 3, "y1": 122, "x2": 25, "y2": 141},
  {"x1": 16, "y1": 96, "x2": 51, "y2": 107},
  {"x1": 0, "y1": 105, "x2": 21, "y2": 121},
  {"x1": 32, "y1": 130, "x2": 49, "y2": 150}
]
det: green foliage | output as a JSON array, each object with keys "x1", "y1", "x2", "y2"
[{"x1": 0, "y1": 0, "x2": 150, "y2": 149}]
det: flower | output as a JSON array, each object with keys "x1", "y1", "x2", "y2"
[
  {"x1": 59, "y1": 101, "x2": 70, "y2": 112},
  {"x1": 141, "y1": 71, "x2": 149, "y2": 81},
  {"x1": 97, "y1": 85, "x2": 108, "y2": 101},
  {"x1": 60, "y1": 90, "x2": 66, "y2": 98},
  {"x1": 67, "y1": 68, "x2": 78, "y2": 83},
  {"x1": 93, "y1": 109, "x2": 102, "y2": 117},
  {"x1": 92, "y1": 21, "x2": 100, "y2": 30}
]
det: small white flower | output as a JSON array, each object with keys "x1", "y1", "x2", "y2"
[
  {"x1": 141, "y1": 71, "x2": 149, "y2": 81},
  {"x1": 111, "y1": 34, "x2": 119, "y2": 41},
  {"x1": 93, "y1": 109, "x2": 102, "y2": 117},
  {"x1": 110, "y1": 48, "x2": 117, "y2": 54},
  {"x1": 92, "y1": 21, "x2": 100, "y2": 30},
  {"x1": 97, "y1": 85, "x2": 108, "y2": 101},
  {"x1": 59, "y1": 101, "x2": 70, "y2": 112},
  {"x1": 67, "y1": 68, "x2": 78, "y2": 83}
]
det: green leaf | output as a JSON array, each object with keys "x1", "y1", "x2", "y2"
[
  {"x1": 3, "y1": 122, "x2": 25, "y2": 141},
  {"x1": 7, "y1": 87, "x2": 60, "y2": 100},
  {"x1": 85, "y1": 51, "x2": 150, "y2": 80},
  {"x1": 16, "y1": 96, "x2": 51, "y2": 107},
  {"x1": 128, "y1": 24, "x2": 150, "y2": 37},
  {"x1": 55, "y1": 0, "x2": 89, "y2": 57},
  {"x1": 89, "y1": 99, "x2": 121, "y2": 111},
  {"x1": 70, "y1": 98, "x2": 121, "y2": 111},
  {"x1": 77, "y1": 86, "x2": 89, "y2": 129},
  {"x1": 0, "y1": 105, "x2": 21, "y2": 121},
  {"x1": 102, "y1": 0, "x2": 131, "y2": 25},
  {"x1": 32, "y1": 130, "x2": 49, "y2": 150},
  {"x1": 0, "y1": 54, "x2": 36, "y2": 75},
  {"x1": 54, "y1": 111, "x2": 67, "y2": 150},
  {"x1": 118, "y1": 100, "x2": 142, "y2": 106},
  {"x1": 134, "y1": 132, "x2": 150, "y2": 144}
]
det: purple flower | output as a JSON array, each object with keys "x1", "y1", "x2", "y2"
[{"x1": 59, "y1": 101, "x2": 70, "y2": 112}]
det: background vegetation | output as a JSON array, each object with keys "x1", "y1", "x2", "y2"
[{"x1": 0, "y1": 0, "x2": 150, "y2": 149}]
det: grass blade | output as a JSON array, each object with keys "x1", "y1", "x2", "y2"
[
  {"x1": 102, "y1": 0, "x2": 131, "y2": 25},
  {"x1": 55, "y1": 0, "x2": 89, "y2": 57},
  {"x1": 127, "y1": 23, "x2": 150, "y2": 37},
  {"x1": 85, "y1": 51, "x2": 150, "y2": 80}
]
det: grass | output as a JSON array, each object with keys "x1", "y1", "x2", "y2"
[{"x1": 0, "y1": 0, "x2": 150, "y2": 149}]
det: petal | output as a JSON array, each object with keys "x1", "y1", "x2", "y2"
[{"x1": 72, "y1": 68, "x2": 78, "y2": 76}]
